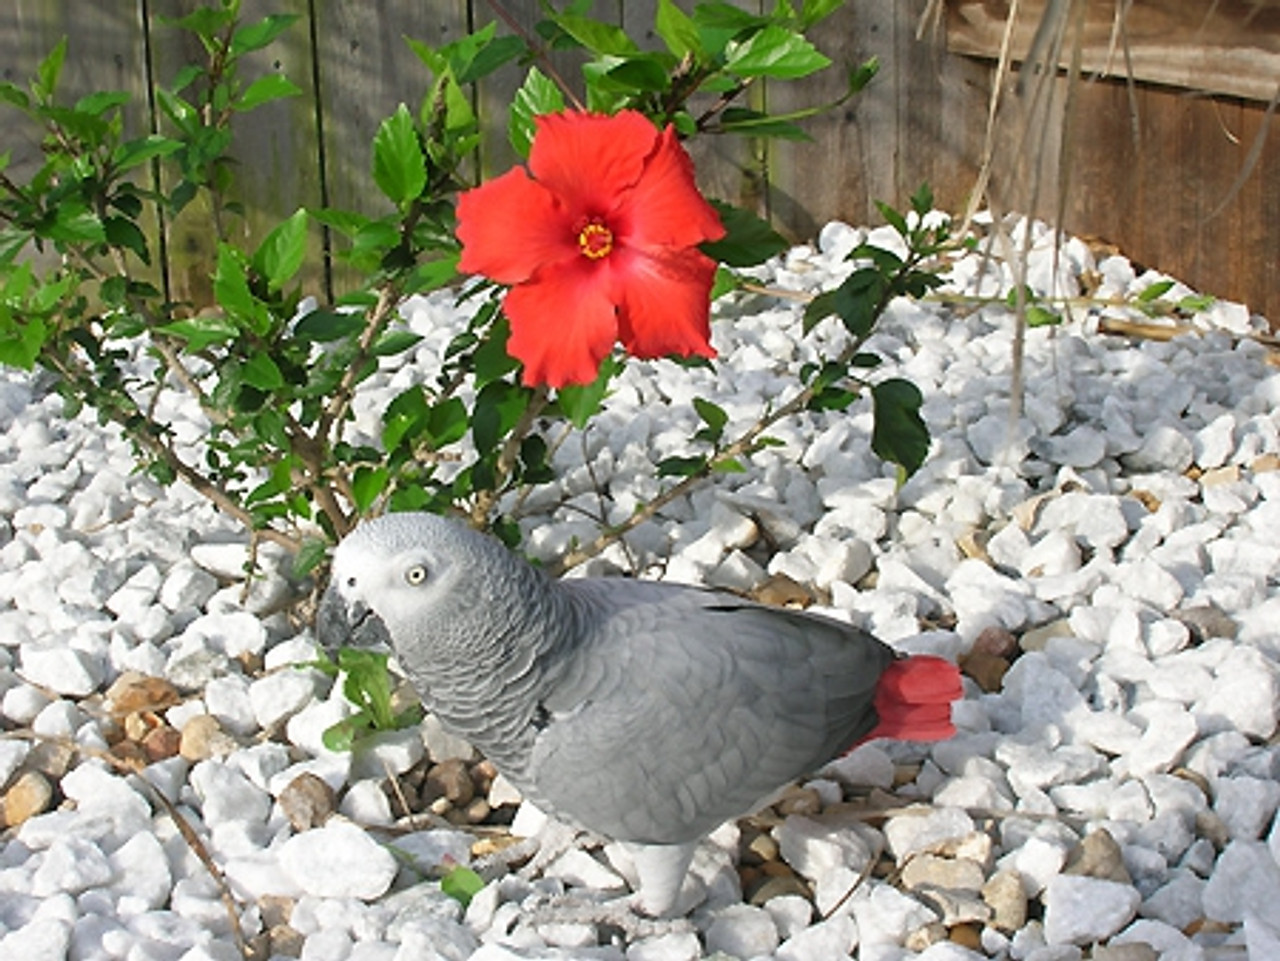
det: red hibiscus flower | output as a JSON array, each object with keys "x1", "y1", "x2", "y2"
[{"x1": 455, "y1": 110, "x2": 726, "y2": 388}]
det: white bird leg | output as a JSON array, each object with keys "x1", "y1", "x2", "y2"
[{"x1": 625, "y1": 841, "x2": 701, "y2": 918}]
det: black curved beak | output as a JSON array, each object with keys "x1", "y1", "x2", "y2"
[{"x1": 316, "y1": 586, "x2": 392, "y2": 653}]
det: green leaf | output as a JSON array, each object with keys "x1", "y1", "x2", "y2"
[
  {"x1": 509, "y1": 67, "x2": 566, "y2": 159},
  {"x1": 473, "y1": 316, "x2": 521, "y2": 385},
  {"x1": 701, "y1": 201, "x2": 788, "y2": 268},
  {"x1": 1137, "y1": 279, "x2": 1175, "y2": 303},
  {"x1": 321, "y1": 714, "x2": 372, "y2": 752},
  {"x1": 293, "y1": 537, "x2": 330, "y2": 578},
  {"x1": 35, "y1": 38, "x2": 68, "y2": 101},
  {"x1": 712, "y1": 457, "x2": 746, "y2": 473},
  {"x1": 382, "y1": 386, "x2": 429, "y2": 450},
  {"x1": 231, "y1": 14, "x2": 300, "y2": 55},
  {"x1": 104, "y1": 216, "x2": 149, "y2": 263},
  {"x1": 113, "y1": 134, "x2": 183, "y2": 171},
  {"x1": 656, "y1": 0, "x2": 702, "y2": 59},
  {"x1": 161, "y1": 314, "x2": 239, "y2": 352},
  {"x1": 373, "y1": 104, "x2": 426, "y2": 206},
  {"x1": 448, "y1": 29, "x2": 525, "y2": 85},
  {"x1": 0, "y1": 82, "x2": 30, "y2": 110},
  {"x1": 1177, "y1": 293, "x2": 1215, "y2": 313},
  {"x1": 294, "y1": 308, "x2": 365, "y2": 342},
  {"x1": 874, "y1": 200, "x2": 909, "y2": 237},
  {"x1": 0, "y1": 315, "x2": 46, "y2": 370},
  {"x1": 848, "y1": 56, "x2": 879, "y2": 94},
  {"x1": 242, "y1": 353, "x2": 285, "y2": 390},
  {"x1": 372, "y1": 329, "x2": 422, "y2": 357},
  {"x1": 403, "y1": 255, "x2": 459, "y2": 296},
  {"x1": 441, "y1": 865, "x2": 486, "y2": 907},
  {"x1": 910, "y1": 182, "x2": 934, "y2": 216},
  {"x1": 47, "y1": 207, "x2": 106, "y2": 244},
  {"x1": 74, "y1": 90, "x2": 130, "y2": 116},
  {"x1": 550, "y1": 12, "x2": 639, "y2": 56},
  {"x1": 351, "y1": 465, "x2": 390, "y2": 513},
  {"x1": 1025, "y1": 305, "x2": 1062, "y2": 328},
  {"x1": 472, "y1": 380, "x2": 527, "y2": 455},
  {"x1": 556, "y1": 355, "x2": 622, "y2": 428},
  {"x1": 693, "y1": 396, "x2": 728, "y2": 443},
  {"x1": 871, "y1": 378, "x2": 929, "y2": 476},
  {"x1": 214, "y1": 244, "x2": 262, "y2": 327},
  {"x1": 426, "y1": 396, "x2": 469, "y2": 447},
  {"x1": 656, "y1": 455, "x2": 707, "y2": 478},
  {"x1": 724, "y1": 25, "x2": 830, "y2": 79},
  {"x1": 254, "y1": 208, "x2": 309, "y2": 290},
  {"x1": 235, "y1": 73, "x2": 303, "y2": 111}
]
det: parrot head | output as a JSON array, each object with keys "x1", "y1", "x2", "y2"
[{"x1": 315, "y1": 511, "x2": 557, "y2": 674}]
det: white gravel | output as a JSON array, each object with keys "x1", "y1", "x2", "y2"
[{"x1": 2, "y1": 213, "x2": 1279, "y2": 960}]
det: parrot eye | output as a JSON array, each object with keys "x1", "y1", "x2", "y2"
[{"x1": 404, "y1": 564, "x2": 428, "y2": 586}]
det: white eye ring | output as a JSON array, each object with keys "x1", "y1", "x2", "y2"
[{"x1": 405, "y1": 565, "x2": 428, "y2": 586}]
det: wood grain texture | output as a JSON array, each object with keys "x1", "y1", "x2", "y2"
[{"x1": 946, "y1": 0, "x2": 1280, "y2": 103}]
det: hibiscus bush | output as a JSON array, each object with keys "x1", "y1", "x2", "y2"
[{"x1": 0, "y1": 0, "x2": 944, "y2": 573}]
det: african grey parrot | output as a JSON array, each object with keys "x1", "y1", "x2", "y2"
[{"x1": 317, "y1": 512, "x2": 962, "y2": 916}]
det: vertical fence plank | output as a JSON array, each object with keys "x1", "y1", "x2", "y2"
[{"x1": 310, "y1": 0, "x2": 469, "y2": 293}]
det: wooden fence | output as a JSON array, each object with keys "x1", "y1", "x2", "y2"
[{"x1": 2, "y1": 1, "x2": 1278, "y2": 319}]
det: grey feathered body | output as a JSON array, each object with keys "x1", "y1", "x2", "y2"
[
  {"x1": 321, "y1": 514, "x2": 895, "y2": 847},
  {"x1": 375, "y1": 549, "x2": 893, "y2": 844}
]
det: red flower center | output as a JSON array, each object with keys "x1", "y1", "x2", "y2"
[{"x1": 577, "y1": 221, "x2": 613, "y2": 260}]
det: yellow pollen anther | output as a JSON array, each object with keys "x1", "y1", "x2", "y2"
[{"x1": 578, "y1": 222, "x2": 613, "y2": 260}]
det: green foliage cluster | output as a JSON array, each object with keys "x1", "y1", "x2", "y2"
[{"x1": 0, "y1": 0, "x2": 942, "y2": 579}]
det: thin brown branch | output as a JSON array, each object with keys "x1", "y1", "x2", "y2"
[
  {"x1": 483, "y1": 0, "x2": 585, "y2": 112},
  {"x1": 470, "y1": 385, "x2": 550, "y2": 529}
]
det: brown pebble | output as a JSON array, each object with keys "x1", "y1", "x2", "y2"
[
  {"x1": 258, "y1": 895, "x2": 294, "y2": 929},
  {"x1": 981, "y1": 869, "x2": 1027, "y2": 932},
  {"x1": 903, "y1": 921, "x2": 947, "y2": 951},
  {"x1": 279, "y1": 772, "x2": 336, "y2": 831},
  {"x1": 970, "y1": 626, "x2": 1018, "y2": 658},
  {"x1": 106, "y1": 672, "x2": 181, "y2": 716},
  {"x1": 901, "y1": 854, "x2": 986, "y2": 892},
  {"x1": 1252, "y1": 453, "x2": 1280, "y2": 473},
  {"x1": 774, "y1": 786, "x2": 823, "y2": 818},
  {"x1": 1, "y1": 770, "x2": 54, "y2": 828},
  {"x1": 268, "y1": 924, "x2": 305, "y2": 958},
  {"x1": 746, "y1": 872, "x2": 812, "y2": 906},
  {"x1": 26, "y1": 740, "x2": 75, "y2": 780},
  {"x1": 752, "y1": 573, "x2": 815, "y2": 608},
  {"x1": 180, "y1": 714, "x2": 238, "y2": 761},
  {"x1": 959, "y1": 651, "x2": 1009, "y2": 693},
  {"x1": 462, "y1": 797, "x2": 491, "y2": 824},
  {"x1": 948, "y1": 923, "x2": 983, "y2": 950},
  {"x1": 141, "y1": 724, "x2": 183, "y2": 762},
  {"x1": 744, "y1": 831, "x2": 780, "y2": 865},
  {"x1": 1064, "y1": 827, "x2": 1131, "y2": 884},
  {"x1": 425, "y1": 758, "x2": 475, "y2": 807},
  {"x1": 1091, "y1": 944, "x2": 1159, "y2": 961}
]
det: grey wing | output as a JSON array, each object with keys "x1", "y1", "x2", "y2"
[{"x1": 524, "y1": 580, "x2": 894, "y2": 845}]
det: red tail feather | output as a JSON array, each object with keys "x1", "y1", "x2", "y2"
[{"x1": 856, "y1": 655, "x2": 962, "y2": 746}]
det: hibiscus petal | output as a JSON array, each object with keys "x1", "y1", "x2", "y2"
[
  {"x1": 456, "y1": 168, "x2": 576, "y2": 284},
  {"x1": 611, "y1": 246, "x2": 718, "y2": 361},
  {"x1": 528, "y1": 111, "x2": 659, "y2": 219},
  {"x1": 613, "y1": 126, "x2": 725, "y2": 249},
  {"x1": 503, "y1": 261, "x2": 619, "y2": 388}
]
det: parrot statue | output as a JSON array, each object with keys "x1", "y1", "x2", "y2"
[{"x1": 317, "y1": 512, "x2": 962, "y2": 917}]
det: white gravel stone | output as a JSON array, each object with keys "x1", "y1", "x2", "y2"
[
  {"x1": 1042, "y1": 875, "x2": 1141, "y2": 945},
  {"x1": 279, "y1": 819, "x2": 398, "y2": 900},
  {"x1": 18, "y1": 642, "x2": 104, "y2": 697}
]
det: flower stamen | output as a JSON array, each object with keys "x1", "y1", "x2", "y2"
[{"x1": 578, "y1": 221, "x2": 613, "y2": 260}]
